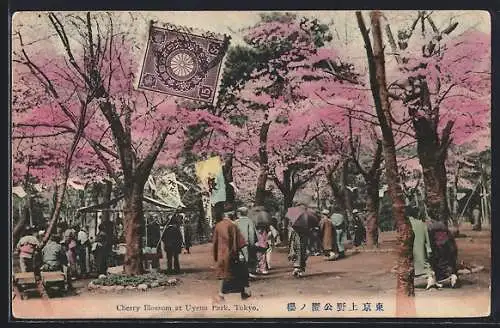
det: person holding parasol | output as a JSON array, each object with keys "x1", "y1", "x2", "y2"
[{"x1": 286, "y1": 203, "x2": 320, "y2": 277}]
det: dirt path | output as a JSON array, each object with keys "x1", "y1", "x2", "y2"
[{"x1": 12, "y1": 228, "x2": 491, "y2": 319}]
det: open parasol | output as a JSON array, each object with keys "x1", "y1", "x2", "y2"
[
  {"x1": 248, "y1": 206, "x2": 271, "y2": 227},
  {"x1": 286, "y1": 205, "x2": 320, "y2": 230}
]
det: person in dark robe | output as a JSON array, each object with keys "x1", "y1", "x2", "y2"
[
  {"x1": 162, "y1": 216, "x2": 183, "y2": 273},
  {"x1": 197, "y1": 216, "x2": 206, "y2": 243},
  {"x1": 181, "y1": 216, "x2": 193, "y2": 254},
  {"x1": 93, "y1": 224, "x2": 109, "y2": 275},
  {"x1": 352, "y1": 209, "x2": 366, "y2": 247},
  {"x1": 427, "y1": 219, "x2": 459, "y2": 287},
  {"x1": 212, "y1": 202, "x2": 250, "y2": 302},
  {"x1": 147, "y1": 215, "x2": 162, "y2": 269},
  {"x1": 99, "y1": 218, "x2": 115, "y2": 260},
  {"x1": 472, "y1": 205, "x2": 482, "y2": 231}
]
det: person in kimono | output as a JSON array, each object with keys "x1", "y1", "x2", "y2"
[
  {"x1": 352, "y1": 209, "x2": 366, "y2": 247},
  {"x1": 266, "y1": 220, "x2": 280, "y2": 270},
  {"x1": 63, "y1": 226, "x2": 78, "y2": 280},
  {"x1": 330, "y1": 205, "x2": 347, "y2": 259},
  {"x1": 472, "y1": 205, "x2": 482, "y2": 231},
  {"x1": 319, "y1": 209, "x2": 338, "y2": 261},
  {"x1": 234, "y1": 206, "x2": 258, "y2": 278},
  {"x1": 427, "y1": 219, "x2": 459, "y2": 288},
  {"x1": 288, "y1": 224, "x2": 309, "y2": 278},
  {"x1": 407, "y1": 205, "x2": 437, "y2": 289},
  {"x1": 93, "y1": 224, "x2": 110, "y2": 275},
  {"x1": 41, "y1": 234, "x2": 67, "y2": 271},
  {"x1": 15, "y1": 227, "x2": 40, "y2": 273},
  {"x1": 212, "y1": 202, "x2": 251, "y2": 302},
  {"x1": 255, "y1": 224, "x2": 269, "y2": 275},
  {"x1": 41, "y1": 233, "x2": 72, "y2": 289},
  {"x1": 181, "y1": 215, "x2": 193, "y2": 254},
  {"x1": 162, "y1": 216, "x2": 183, "y2": 274}
]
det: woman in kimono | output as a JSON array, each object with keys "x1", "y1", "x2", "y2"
[
  {"x1": 266, "y1": 221, "x2": 280, "y2": 270},
  {"x1": 255, "y1": 224, "x2": 269, "y2": 275},
  {"x1": 288, "y1": 225, "x2": 309, "y2": 278},
  {"x1": 427, "y1": 219, "x2": 459, "y2": 288},
  {"x1": 406, "y1": 205, "x2": 436, "y2": 289}
]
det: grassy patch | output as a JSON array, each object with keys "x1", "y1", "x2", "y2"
[{"x1": 92, "y1": 272, "x2": 171, "y2": 287}]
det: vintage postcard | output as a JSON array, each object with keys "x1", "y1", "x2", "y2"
[{"x1": 10, "y1": 10, "x2": 491, "y2": 319}]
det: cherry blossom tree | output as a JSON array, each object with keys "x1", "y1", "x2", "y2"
[
  {"x1": 12, "y1": 12, "x2": 229, "y2": 275},
  {"x1": 384, "y1": 11, "x2": 490, "y2": 224},
  {"x1": 357, "y1": 10, "x2": 415, "y2": 314}
]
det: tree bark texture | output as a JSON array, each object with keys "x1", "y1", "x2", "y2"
[
  {"x1": 357, "y1": 10, "x2": 415, "y2": 315},
  {"x1": 123, "y1": 184, "x2": 145, "y2": 275},
  {"x1": 365, "y1": 178, "x2": 380, "y2": 248},
  {"x1": 255, "y1": 121, "x2": 271, "y2": 206}
]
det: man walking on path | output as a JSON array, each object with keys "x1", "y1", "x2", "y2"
[
  {"x1": 212, "y1": 202, "x2": 250, "y2": 302},
  {"x1": 234, "y1": 207, "x2": 258, "y2": 278},
  {"x1": 162, "y1": 216, "x2": 183, "y2": 274},
  {"x1": 330, "y1": 205, "x2": 347, "y2": 259}
]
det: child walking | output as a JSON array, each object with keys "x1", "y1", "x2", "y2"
[
  {"x1": 266, "y1": 224, "x2": 280, "y2": 270},
  {"x1": 255, "y1": 224, "x2": 269, "y2": 275}
]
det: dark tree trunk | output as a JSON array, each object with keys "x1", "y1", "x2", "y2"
[
  {"x1": 327, "y1": 160, "x2": 352, "y2": 238},
  {"x1": 42, "y1": 180, "x2": 69, "y2": 246},
  {"x1": 123, "y1": 183, "x2": 145, "y2": 275},
  {"x1": 365, "y1": 178, "x2": 380, "y2": 248},
  {"x1": 101, "y1": 180, "x2": 113, "y2": 224},
  {"x1": 255, "y1": 121, "x2": 271, "y2": 206},
  {"x1": 414, "y1": 116, "x2": 452, "y2": 225},
  {"x1": 282, "y1": 191, "x2": 294, "y2": 243},
  {"x1": 342, "y1": 161, "x2": 354, "y2": 239},
  {"x1": 357, "y1": 10, "x2": 415, "y2": 315},
  {"x1": 223, "y1": 154, "x2": 235, "y2": 212}
]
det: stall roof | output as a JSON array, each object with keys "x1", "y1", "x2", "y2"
[{"x1": 76, "y1": 195, "x2": 179, "y2": 213}]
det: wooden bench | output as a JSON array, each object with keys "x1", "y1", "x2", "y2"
[
  {"x1": 40, "y1": 271, "x2": 65, "y2": 284},
  {"x1": 13, "y1": 272, "x2": 43, "y2": 300},
  {"x1": 14, "y1": 272, "x2": 37, "y2": 285}
]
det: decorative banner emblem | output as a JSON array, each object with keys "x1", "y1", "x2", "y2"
[
  {"x1": 194, "y1": 156, "x2": 226, "y2": 205},
  {"x1": 138, "y1": 23, "x2": 230, "y2": 104},
  {"x1": 148, "y1": 173, "x2": 186, "y2": 208}
]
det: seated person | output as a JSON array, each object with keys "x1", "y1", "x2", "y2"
[
  {"x1": 41, "y1": 234, "x2": 68, "y2": 272},
  {"x1": 406, "y1": 205, "x2": 437, "y2": 289},
  {"x1": 427, "y1": 219, "x2": 459, "y2": 288},
  {"x1": 15, "y1": 227, "x2": 40, "y2": 273}
]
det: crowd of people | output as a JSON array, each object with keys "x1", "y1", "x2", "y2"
[
  {"x1": 14, "y1": 200, "x2": 460, "y2": 300},
  {"x1": 209, "y1": 201, "x2": 460, "y2": 302},
  {"x1": 14, "y1": 212, "x2": 197, "y2": 281},
  {"x1": 209, "y1": 203, "x2": 357, "y2": 301}
]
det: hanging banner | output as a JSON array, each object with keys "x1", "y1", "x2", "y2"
[
  {"x1": 195, "y1": 156, "x2": 226, "y2": 206},
  {"x1": 137, "y1": 23, "x2": 230, "y2": 104},
  {"x1": 155, "y1": 172, "x2": 186, "y2": 208}
]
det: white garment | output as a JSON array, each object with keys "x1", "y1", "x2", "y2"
[
  {"x1": 180, "y1": 225, "x2": 186, "y2": 244},
  {"x1": 78, "y1": 230, "x2": 89, "y2": 244}
]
